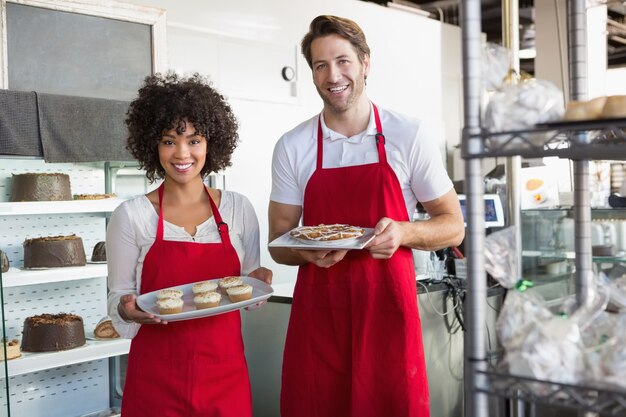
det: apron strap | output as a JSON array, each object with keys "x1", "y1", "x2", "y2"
[
  {"x1": 316, "y1": 103, "x2": 388, "y2": 169},
  {"x1": 157, "y1": 183, "x2": 232, "y2": 246},
  {"x1": 372, "y1": 103, "x2": 387, "y2": 165},
  {"x1": 156, "y1": 184, "x2": 166, "y2": 241},
  {"x1": 205, "y1": 186, "x2": 232, "y2": 246}
]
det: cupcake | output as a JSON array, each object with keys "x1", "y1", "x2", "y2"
[
  {"x1": 194, "y1": 291, "x2": 222, "y2": 309},
  {"x1": 219, "y1": 276, "x2": 243, "y2": 293},
  {"x1": 156, "y1": 288, "x2": 183, "y2": 300},
  {"x1": 192, "y1": 280, "x2": 218, "y2": 294},
  {"x1": 226, "y1": 284, "x2": 253, "y2": 302},
  {"x1": 156, "y1": 297, "x2": 184, "y2": 314}
]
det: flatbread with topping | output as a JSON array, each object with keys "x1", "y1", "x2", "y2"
[{"x1": 289, "y1": 224, "x2": 364, "y2": 241}]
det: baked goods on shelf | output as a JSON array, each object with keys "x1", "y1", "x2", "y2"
[
  {"x1": 93, "y1": 317, "x2": 120, "y2": 339},
  {"x1": 601, "y1": 95, "x2": 626, "y2": 118},
  {"x1": 1, "y1": 250, "x2": 9, "y2": 273},
  {"x1": 21, "y1": 313, "x2": 86, "y2": 352},
  {"x1": 563, "y1": 95, "x2": 626, "y2": 121},
  {"x1": 192, "y1": 280, "x2": 218, "y2": 294},
  {"x1": 91, "y1": 241, "x2": 107, "y2": 262},
  {"x1": 23, "y1": 234, "x2": 87, "y2": 268},
  {"x1": 290, "y1": 224, "x2": 365, "y2": 241},
  {"x1": 10, "y1": 173, "x2": 72, "y2": 202},
  {"x1": 194, "y1": 291, "x2": 222, "y2": 309},
  {"x1": 73, "y1": 193, "x2": 117, "y2": 200},
  {"x1": 156, "y1": 297, "x2": 184, "y2": 314},
  {"x1": 1, "y1": 339, "x2": 21, "y2": 360},
  {"x1": 219, "y1": 276, "x2": 243, "y2": 292},
  {"x1": 226, "y1": 284, "x2": 253, "y2": 302}
]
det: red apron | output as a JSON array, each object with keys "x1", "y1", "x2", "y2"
[
  {"x1": 281, "y1": 104, "x2": 430, "y2": 417},
  {"x1": 121, "y1": 184, "x2": 252, "y2": 417}
]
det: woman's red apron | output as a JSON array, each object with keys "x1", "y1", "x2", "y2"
[
  {"x1": 281, "y1": 104, "x2": 430, "y2": 417},
  {"x1": 121, "y1": 184, "x2": 252, "y2": 417}
]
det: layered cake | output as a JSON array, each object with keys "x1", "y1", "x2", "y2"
[
  {"x1": 91, "y1": 241, "x2": 107, "y2": 262},
  {"x1": 10, "y1": 173, "x2": 72, "y2": 202},
  {"x1": 1, "y1": 250, "x2": 9, "y2": 273},
  {"x1": 93, "y1": 317, "x2": 120, "y2": 339},
  {"x1": 0, "y1": 339, "x2": 21, "y2": 360},
  {"x1": 73, "y1": 193, "x2": 117, "y2": 200},
  {"x1": 23, "y1": 234, "x2": 87, "y2": 268},
  {"x1": 21, "y1": 313, "x2": 86, "y2": 352}
]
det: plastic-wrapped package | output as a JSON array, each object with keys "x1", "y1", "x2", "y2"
[
  {"x1": 482, "y1": 43, "x2": 510, "y2": 92},
  {"x1": 484, "y1": 79, "x2": 564, "y2": 133},
  {"x1": 485, "y1": 227, "x2": 586, "y2": 389},
  {"x1": 597, "y1": 315, "x2": 626, "y2": 389}
]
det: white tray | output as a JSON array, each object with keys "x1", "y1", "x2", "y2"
[
  {"x1": 136, "y1": 277, "x2": 273, "y2": 322},
  {"x1": 269, "y1": 227, "x2": 376, "y2": 250}
]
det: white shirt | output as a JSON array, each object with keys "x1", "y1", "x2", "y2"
[
  {"x1": 106, "y1": 190, "x2": 260, "y2": 338},
  {"x1": 271, "y1": 104, "x2": 453, "y2": 218}
]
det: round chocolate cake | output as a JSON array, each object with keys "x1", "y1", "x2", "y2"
[
  {"x1": 23, "y1": 235, "x2": 87, "y2": 269},
  {"x1": 91, "y1": 241, "x2": 107, "y2": 262},
  {"x1": 10, "y1": 173, "x2": 72, "y2": 202},
  {"x1": 21, "y1": 313, "x2": 86, "y2": 352}
]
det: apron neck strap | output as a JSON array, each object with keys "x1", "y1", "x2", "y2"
[
  {"x1": 156, "y1": 182, "x2": 231, "y2": 244},
  {"x1": 316, "y1": 103, "x2": 387, "y2": 169}
]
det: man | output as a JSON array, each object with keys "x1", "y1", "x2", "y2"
[{"x1": 269, "y1": 15, "x2": 464, "y2": 417}]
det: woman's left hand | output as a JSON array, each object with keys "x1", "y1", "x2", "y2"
[{"x1": 248, "y1": 266, "x2": 273, "y2": 285}]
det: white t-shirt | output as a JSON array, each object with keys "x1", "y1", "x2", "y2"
[
  {"x1": 270, "y1": 104, "x2": 453, "y2": 218},
  {"x1": 106, "y1": 190, "x2": 260, "y2": 338}
]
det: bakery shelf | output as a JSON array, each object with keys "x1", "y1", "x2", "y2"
[
  {"x1": 475, "y1": 369, "x2": 626, "y2": 416},
  {"x1": 1, "y1": 264, "x2": 107, "y2": 287},
  {"x1": 0, "y1": 198, "x2": 124, "y2": 216},
  {"x1": 463, "y1": 120, "x2": 626, "y2": 160},
  {"x1": 5, "y1": 339, "x2": 131, "y2": 378}
]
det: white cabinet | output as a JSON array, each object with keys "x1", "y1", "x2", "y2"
[{"x1": 0, "y1": 160, "x2": 125, "y2": 417}]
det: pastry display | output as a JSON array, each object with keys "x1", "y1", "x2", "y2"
[
  {"x1": 73, "y1": 193, "x2": 117, "y2": 200},
  {"x1": 156, "y1": 288, "x2": 183, "y2": 300},
  {"x1": 218, "y1": 276, "x2": 243, "y2": 292},
  {"x1": 192, "y1": 280, "x2": 218, "y2": 294},
  {"x1": 563, "y1": 95, "x2": 626, "y2": 121},
  {"x1": 226, "y1": 284, "x2": 253, "y2": 303},
  {"x1": 290, "y1": 224, "x2": 364, "y2": 241},
  {"x1": 93, "y1": 317, "x2": 120, "y2": 339},
  {"x1": 23, "y1": 234, "x2": 87, "y2": 269},
  {"x1": 1, "y1": 250, "x2": 9, "y2": 273},
  {"x1": 91, "y1": 241, "x2": 107, "y2": 262},
  {"x1": 194, "y1": 291, "x2": 222, "y2": 309},
  {"x1": 0, "y1": 339, "x2": 21, "y2": 360},
  {"x1": 10, "y1": 173, "x2": 72, "y2": 202},
  {"x1": 21, "y1": 313, "x2": 86, "y2": 352},
  {"x1": 156, "y1": 297, "x2": 184, "y2": 315}
]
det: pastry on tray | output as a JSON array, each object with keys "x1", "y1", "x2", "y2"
[{"x1": 289, "y1": 224, "x2": 364, "y2": 241}]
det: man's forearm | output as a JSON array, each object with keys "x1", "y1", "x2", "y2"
[{"x1": 400, "y1": 215, "x2": 465, "y2": 251}]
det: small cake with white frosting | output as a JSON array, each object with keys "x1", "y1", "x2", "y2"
[
  {"x1": 226, "y1": 284, "x2": 253, "y2": 302},
  {"x1": 156, "y1": 297, "x2": 184, "y2": 315},
  {"x1": 192, "y1": 280, "x2": 218, "y2": 294},
  {"x1": 194, "y1": 291, "x2": 222, "y2": 309},
  {"x1": 156, "y1": 288, "x2": 183, "y2": 300},
  {"x1": 219, "y1": 276, "x2": 243, "y2": 293}
]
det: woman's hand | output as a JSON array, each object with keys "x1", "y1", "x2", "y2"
[
  {"x1": 118, "y1": 293, "x2": 168, "y2": 325},
  {"x1": 248, "y1": 267, "x2": 273, "y2": 284}
]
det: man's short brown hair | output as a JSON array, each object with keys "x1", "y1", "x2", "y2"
[{"x1": 301, "y1": 15, "x2": 371, "y2": 68}]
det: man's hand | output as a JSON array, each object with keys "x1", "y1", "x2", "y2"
[
  {"x1": 118, "y1": 293, "x2": 168, "y2": 325},
  {"x1": 292, "y1": 248, "x2": 349, "y2": 268},
  {"x1": 366, "y1": 217, "x2": 406, "y2": 259},
  {"x1": 248, "y1": 267, "x2": 273, "y2": 284}
]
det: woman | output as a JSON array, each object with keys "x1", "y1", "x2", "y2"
[{"x1": 107, "y1": 72, "x2": 272, "y2": 417}]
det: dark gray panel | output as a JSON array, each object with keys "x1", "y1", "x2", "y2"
[{"x1": 6, "y1": 3, "x2": 152, "y2": 101}]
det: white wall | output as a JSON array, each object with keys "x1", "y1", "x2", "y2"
[{"x1": 129, "y1": 0, "x2": 462, "y2": 284}]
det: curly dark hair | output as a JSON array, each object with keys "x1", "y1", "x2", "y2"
[{"x1": 126, "y1": 72, "x2": 239, "y2": 183}]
